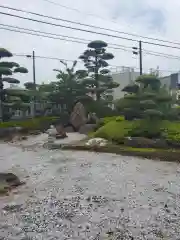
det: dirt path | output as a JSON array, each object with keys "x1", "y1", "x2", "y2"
[{"x1": 0, "y1": 134, "x2": 180, "y2": 239}]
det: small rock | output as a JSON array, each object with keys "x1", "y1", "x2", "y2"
[
  {"x1": 3, "y1": 203, "x2": 23, "y2": 212},
  {"x1": 0, "y1": 173, "x2": 24, "y2": 195},
  {"x1": 106, "y1": 230, "x2": 114, "y2": 236},
  {"x1": 85, "y1": 138, "x2": 108, "y2": 147},
  {"x1": 86, "y1": 196, "x2": 91, "y2": 202},
  {"x1": 21, "y1": 136, "x2": 28, "y2": 140}
]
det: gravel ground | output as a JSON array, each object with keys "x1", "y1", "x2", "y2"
[{"x1": 0, "y1": 134, "x2": 180, "y2": 239}]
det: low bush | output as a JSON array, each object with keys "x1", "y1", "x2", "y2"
[
  {"x1": 0, "y1": 116, "x2": 59, "y2": 131},
  {"x1": 95, "y1": 116, "x2": 125, "y2": 131},
  {"x1": 93, "y1": 116, "x2": 180, "y2": 146},
  {"x1": 162, "y1": 121, "x2": 180, "y2": 143},
  {"x1": 129, "y1": 119, "x2": 163, "y2": 139},
  {"x1": 85, "y1": 101, "x2": 119, "y2": 118},
  {"x1": 94, "y1": 119, "x2": 133, "y2": 144}
]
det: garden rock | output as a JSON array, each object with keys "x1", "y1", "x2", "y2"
[
  {"x1": 154, "y1": 139, "x2": 168, "y2": 148},
  {"x1": 11, "y1": 135, "x2": 28, "y2": 142},
  {"x1": 3, "y1": 202, "x2": 23, "y2": 212},
  {"x1": 79, "y1": 124, "x2": 97, "y2": 134},
  {"x1": 0, "y1": 127, "x2": 26, "y2": 140},
  {"x1": 29, "y1": 130, "x2": 41, "y2": 135},
  {"x1": 64, "y1": 126, "x2": 75, "y2": 133},
  {"x1": 0, "y1": 127, "x2": 15, "y2": 138},
  {"x1": 124, "y1": 137, "x2": 168, "y2": 149},
  {"x1": 70, "y1": 102, "x2": 87, "y2": 131},
  {"x1": 0, "y1": 172, "x2": 23, "y2": 195},
  {"x1": 85, "y1": 138, "x2": 108, "y2": 147},
  {"x1": 166, "y1": 140, "x2": 180, "y2": 149}
]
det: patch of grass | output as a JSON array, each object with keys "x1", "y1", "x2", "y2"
[
  {"x1": 0, "y1": 116, "x2": 59, "y2": 130},
  {"x1": 124, "y1": 147, "x2": 157, "y2": 152}
]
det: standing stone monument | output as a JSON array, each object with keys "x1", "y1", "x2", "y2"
[{"x1": 70, "y1": 102, "x2": 87, "y2": 131}]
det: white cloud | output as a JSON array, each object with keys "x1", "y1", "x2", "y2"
[{"x1": 0, "y1": 0, "x2": 180, "y2": 86}]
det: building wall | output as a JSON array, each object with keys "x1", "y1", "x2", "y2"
[
  {"x1": 159, "y1": 73, "x2": 180, "y2": 99},
  {"x1": 111, "y1": 68, "x2": 140, "y2": 100},
  {"x1": 112, "y1": 69, "x2": 180, "y2": 100},
  {"x1": 159, "y1": 75, "x2": 171, "y2": 88},
  {"x1": 159, "y1": 73, "x2": 180, "y2": 90}
]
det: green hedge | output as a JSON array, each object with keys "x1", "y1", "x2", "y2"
[
  {"x1": 162, "y1": 121, "x2": 180, "y2": 142},
  {"x1": 0, "y1": 116, "x2": 59, "y2": 130},
  {"x1": 93, "y1": 117, "x2": 180, "y2": 143},
  {"x1": 95, "y1": 116, "x2": 125, "y2": 131},
  {"x1": 94, "y1": 119, "x2": 133, "y2": 143}
]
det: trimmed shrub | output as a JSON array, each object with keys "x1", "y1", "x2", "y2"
[
  {"x1": 91, "y1": 116, "x2": 180, "y2": 147},
  {"x1": 115, "y1": 116, "x2": 125, "y2": 122},
  {"x1": 124, "y1": 137, "x2": 168, "y2": 149},
  {"x1": 95, "y1": 116, "x2": 125, "y2": 131},
  {"x1": 85, "y1": 101, "x2": 119, "y2": 118},
  {"x1": 93, "y1": 116, "x2": 180, "y2": 147},
  {"x1": 129, "y1": 119, "x2": 163, "y2": 139},
  {"x1": 162, "y1": 121, "x2": 180, "y2": 142},
  {"x1": 94, "y1": 119, "x2": 133, "y2": 144}
]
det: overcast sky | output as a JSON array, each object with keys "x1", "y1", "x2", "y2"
[{"x1": 1, "y1": 0, "x2": 180, "y2": 86}]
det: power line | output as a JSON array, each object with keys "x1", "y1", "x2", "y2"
[
  {"x1": 0, "y1": 11, "x2": 140, "y2": 43},
  {"x1": 144, "y1": 51, "x2": 180, "y2": 60},
  {"x1": 0, "y1": 24, "x2": 180, "y2": 62},
  {"x1": 0, "y1": 26, "x2": 135, "y2": 54},
  {"x1": 40, "y1": 0, "x2": 113, "y2": 22},
  {"x1": 0, "y1": 26, "x2": 134, "y2": 54},
  {"x1": 37, "y1": 0, "x2": 180, "y2": 48},
  {"x1": 12, "y1": 52, "x2": 180, "y2": 74},
  {"x1": 0, "y1": 23, "x2": 133, "y2": 51},
  {"x1": 14, "y1": 53, "x2": 82, "y2": 63},
  {"x1": 1, "y1": 10, "x2": 180, "y2": 51},
  {"x1": 0, "y1": 23, "x2": 89, "y2": 43},
  {"x1": 0, "y1": 5, "x2": 138, "y2": 45},
  {"x1": 1, "y1": 4, "x2": 180, "y2": 47},
  {"x1": 2, "y1": 24, "x2": 180, "y2": 62},
  {"x1": 0, "y1": 26, "x2": 88, "y2": 44}
]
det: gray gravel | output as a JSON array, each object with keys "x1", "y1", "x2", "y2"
[{"x1": 0, "y1": 135, "x2": 180, "y2": 239}]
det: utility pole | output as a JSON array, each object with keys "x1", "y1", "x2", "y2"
[
  {"x1": 32, "y1": 51, "x2": 36, "y2": 117},
  {"x1": 0, "y1": 80, "x2": 3, "y2": 122},
  {"x1": 32, "y1": 51, "x2": 36, "y2": 88},
  {"x1": 139, "y1": 41, "x2": 143, "y2": 75},
  {"x1": 132, "y1": 40, "x2": 143, "y2": 75},
  {"x1": 27, "y1": 50, "x2": 36, "y2": 117}
]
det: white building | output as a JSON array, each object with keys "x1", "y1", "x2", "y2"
[
  {"x1": 111, "y1": 66, "x2": 180, "y2": 100},
  {"x1": 159, "y1": 72, "x2": 180, "y2": 99},
  {"x1": 111, "y1": 67, "x2": 140, "y2": 100}
]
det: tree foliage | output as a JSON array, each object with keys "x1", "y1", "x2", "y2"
[
  {"x1": 79, "y1": 40, "x2": 119, "y2": 101},
  {"x1": 116, "y1": 74, "x2": 173, "y2": 120},
  {"x1": 38, "y1": 60, "x2": 94, "y2": 113},
  {"x1": 0, "y1": 48, "x2": 28, "y2": 121}
]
